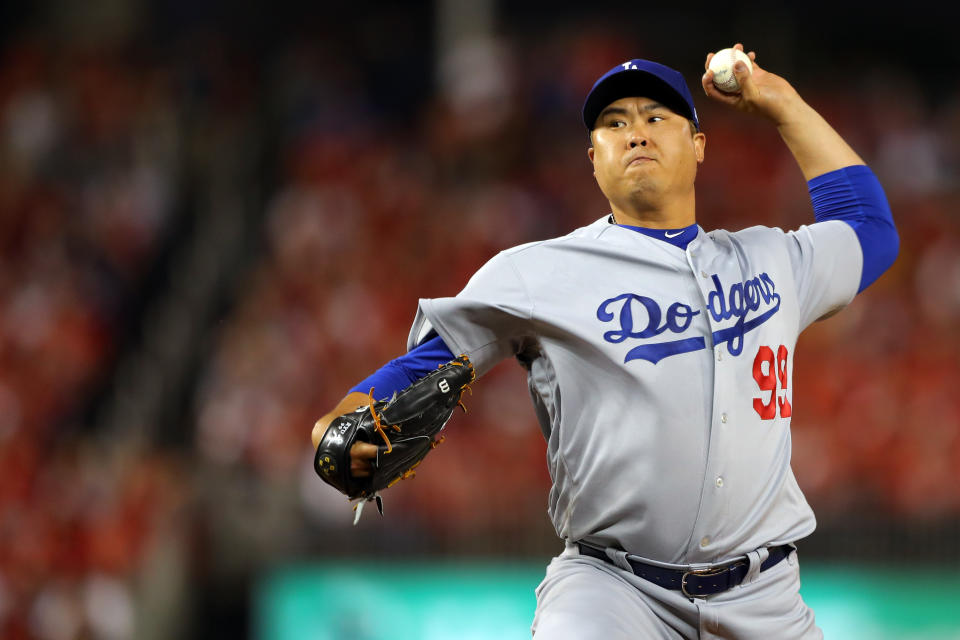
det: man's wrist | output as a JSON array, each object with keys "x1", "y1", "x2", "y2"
[{"x1": 771, "y1": 93, "x2": 815, "y2": 130}]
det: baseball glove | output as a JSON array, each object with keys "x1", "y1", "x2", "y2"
[{"x1": 314, "y1": 355, "x2": 475, "y2": 522}]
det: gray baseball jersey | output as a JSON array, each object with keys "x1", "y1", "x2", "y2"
[{"x1": 406, "y1": 216, "x2": 862, "y2": 565}]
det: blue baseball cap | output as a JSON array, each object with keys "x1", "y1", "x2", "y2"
[{"x1": 582, "y1": 59, "x2": 700, "y2": 131}]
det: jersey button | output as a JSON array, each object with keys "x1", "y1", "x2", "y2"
[
  {"x1": 720, "y1": 413, "x2": 728, "y2": 423},
  {"x1": 701, "y1": 270, "x2": 709, "y2": 278},
  {"x1": 700, "y1": 536, "x2": 710, "y2": 548},
  {"x1": 716, "y1": 477, "x2": 724, "y2": 488},
  {"x1": 716, "y1": 348, "x2": 723, "y2": 361}
]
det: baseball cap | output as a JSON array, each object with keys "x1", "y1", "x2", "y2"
[{"x1": 582, "y1": 59, "x2": 700, "y2": 131}]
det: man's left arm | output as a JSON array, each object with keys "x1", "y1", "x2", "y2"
[
  {"x1": 702, "y1": 44, "x2": 898, "y2": 293},
  {"x1": 701, "y1": 43, "x2": 863, "y2": 179}
]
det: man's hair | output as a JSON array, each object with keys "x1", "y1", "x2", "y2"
[{"x1": 588, "y1": 118, "x2": 699, "y2": 147}]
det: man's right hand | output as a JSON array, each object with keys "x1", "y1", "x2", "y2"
[{"x1": 311, "y1": 391, "x2": 379, "y2": 477}]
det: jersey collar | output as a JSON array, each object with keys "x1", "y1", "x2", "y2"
[{"x1": 608, "y1": 215, "x2": 699, "y2": 250}]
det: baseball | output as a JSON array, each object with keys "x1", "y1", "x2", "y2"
[{"x1": 708, "y1": 48, "x2": 753, "y2": 93}]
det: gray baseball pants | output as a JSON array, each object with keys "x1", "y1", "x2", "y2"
[{"x1": 532, "y1": 543, "x2": 822, "y2": 639}]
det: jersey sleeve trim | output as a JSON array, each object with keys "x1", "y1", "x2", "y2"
[
  {"x1": 807, "y1": 165, "x2": 899, "y2": 293},
  {"x1": 348, "y1": 334, "x2": 455, "y2": 401}
]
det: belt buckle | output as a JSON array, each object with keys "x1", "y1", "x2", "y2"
[{"x1": 680, "y1": 565, "x2": 728, "y2": 598}]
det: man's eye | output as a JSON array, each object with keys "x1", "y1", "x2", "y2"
[
  {"x1": 649, "y1": 116, "x2": 664, "y2": 123},
  {"x1": 610, "y1": 120, "x2": 626, "y2": 128}
]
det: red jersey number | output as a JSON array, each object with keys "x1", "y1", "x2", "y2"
[{"x1": 752, "y1": 344, "x2": 792, "y2": 420}]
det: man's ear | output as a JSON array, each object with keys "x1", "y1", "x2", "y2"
[
  {"x1": 587, "y1": 146, "x2": 595, "y2": 164},
  {"x1": 694, "y1": 132, "x2": 706, "y2": 164}
]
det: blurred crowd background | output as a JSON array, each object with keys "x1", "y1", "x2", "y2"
[{"x1": 0, "y1": 1, "x2": 957, "y2": 638}]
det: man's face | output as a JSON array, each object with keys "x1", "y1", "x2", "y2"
[{"x1": 588, "y1": 96, "x2": 705, "y2": 210}]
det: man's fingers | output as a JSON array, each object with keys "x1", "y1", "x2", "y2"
[
  {"x1": 351, "y1": 442, "x2": 378, "y2": 459},
  {"x1": 701, "y1": 70, "x2": 714, "y2": 94},
  {"x1": 350, "y1": 455, "x2": 373, "y2": 477},
  {"x1": 733, "y1": 59, "x2": 761, "y2": 102},
  {"x1": 701, "y1": 70, "x2": 739, "y2": 104},
  {"x1": 350, "y1": 441, "x2": 378, "y2": 477},
  {"x1": 350, "y1": 464, "x2": 371, "y2": 477}
]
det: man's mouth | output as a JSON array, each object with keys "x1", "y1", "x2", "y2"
[{"x1": 626, "y1": 155, "x2": 655, "y2": 167}]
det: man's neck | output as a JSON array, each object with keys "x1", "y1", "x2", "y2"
[{"x1": 609, "y1": 193, "x2": 696, "y2": 229}]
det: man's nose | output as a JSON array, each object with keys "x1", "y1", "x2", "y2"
[{"x1": 628, "y1": 126, "x2": 648, "y2": 148}]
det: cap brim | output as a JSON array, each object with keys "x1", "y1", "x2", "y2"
[{"x1": 583, "y1": 70, "x2": 696, "y2": 130}]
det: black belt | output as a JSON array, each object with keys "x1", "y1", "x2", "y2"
[{"x1": 577, "y1": 542, "x2": 793, "y2": 598}]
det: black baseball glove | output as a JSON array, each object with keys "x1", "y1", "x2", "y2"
[{"x1": 314, "y1": 355, "x2": 475, "y2": 520}]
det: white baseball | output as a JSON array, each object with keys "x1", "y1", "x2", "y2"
[{"x1": 708, "y1": 48, "x2": 753, "y2": 93}]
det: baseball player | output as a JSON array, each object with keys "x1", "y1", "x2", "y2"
[{"x1": 312, "y1": 43, "x2": 898, "y2": 638}]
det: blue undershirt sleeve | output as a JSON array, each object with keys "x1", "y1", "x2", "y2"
[
  {"x1": 348, "y1": 333, "x2": 456, "y2": 401},
  {"x1": 807, "y1": 165, "x2": 899, "y2": 293}
]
